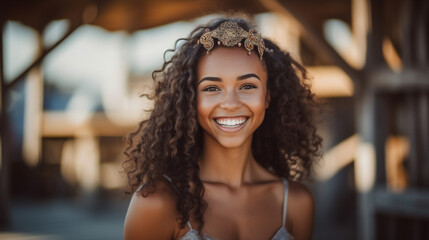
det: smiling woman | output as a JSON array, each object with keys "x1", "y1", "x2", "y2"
[
  {"x1": 196, "y1": 47, "x2": 268, "y2": 149},
  {"x1": 123, "y1": 14, "x2": 322, "y2": 240}
]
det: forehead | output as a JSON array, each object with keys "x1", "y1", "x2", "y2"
[{"x1": 197, "y1": 47, "x2": 267, "y2": 78}]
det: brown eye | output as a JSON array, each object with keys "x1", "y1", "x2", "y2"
[
  {"x1": 202, "y1": 86, "x2": 220, "y2": 91},
  {"x1": 240, "y1": 84, "x2": 257, "y2": 90}
]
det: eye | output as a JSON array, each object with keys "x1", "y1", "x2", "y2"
[
  {"x1": 202, "y1": 86, "x2": 220, "y2": 92},
  {"x1": 240, "y1": 84, "x2": 257, "y2": 90}
]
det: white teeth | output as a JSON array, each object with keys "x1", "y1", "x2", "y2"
[{"x1": 215, "y1": 118, "x2": 247, "y2": 127}]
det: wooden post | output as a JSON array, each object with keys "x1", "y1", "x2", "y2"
[
  {"x1": 355, "y1": 0, "x2": 390, "y2": 238},
  {"x1": 354, "y1": 85, "x2": 376, "y2": 240},
  {"x1": 0, "y1": 20, "x2": 10, "y2": 229},
  {"x1": 416, "y1": 1, "x2": 428, "y2": 67},
  {"x1": 22, "y1": 33, "x2": 43, "y2": 167},
  {"x1": 419, "y1": 93, "x2": 429, "y2": 187}
]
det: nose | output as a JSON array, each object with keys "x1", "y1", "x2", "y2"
[{"x1": 220, "y1": 89, "x2": 241, "y2": 110}]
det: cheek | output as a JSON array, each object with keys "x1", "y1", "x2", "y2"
[
  {"x1": 243, "y1": 92, "x2": 268, "y2": 112},
  {"x1": 196, "y1": 95, "x2": 214, "y2": 122},
  {"x1": 253, "y1": 93, "x2": 269, "y2": 124},
  {"x1": 254, "y1": 100, "x2": 268, "y2": 119}
]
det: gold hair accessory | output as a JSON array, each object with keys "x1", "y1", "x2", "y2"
[{"x1": 197, "y1": 21, "x2": 266, "y2": 60}]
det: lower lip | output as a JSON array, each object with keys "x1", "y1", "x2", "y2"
[{"x1": 214, "y1": 119, "x2": 248, "y2": 133}]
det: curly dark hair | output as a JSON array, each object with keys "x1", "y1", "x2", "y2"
[{"x1": 123, "y1": 15, "x2": 322, "y2": 235}]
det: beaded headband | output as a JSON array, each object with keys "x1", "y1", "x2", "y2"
[{"x1": 197, "y1": 21, "x2": 267, "y2": 60}]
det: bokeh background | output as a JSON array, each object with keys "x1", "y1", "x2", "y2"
[{"x1": 0, "y1": 0, "x2": 428, "y2": 239}]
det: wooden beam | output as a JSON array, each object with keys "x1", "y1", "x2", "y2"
[
  {"x1": 368, "y1": 68, "x2": 429, "y2": 91},
  {"x1": 42, "y1": 112, "x2": 135, "y2": 138},
  {"x1": 374, "y1": 186, "x2": 429, "y2": 218},
  {"x1": 4, "y1": 1, "x2": 113, "y2": 91},
  {"x1": 307, "y1": 66, "x2": 354, "y2": 97},
  {"x1": 259, "y1": 0, "x2": 362, "y2": 83},
  {"x1": 5, "y1": 20, "x2": 81, "y2": 92}
]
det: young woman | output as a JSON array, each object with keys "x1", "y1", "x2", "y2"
[{"x1": 123, "y1": 16, "x2": 322, "y2": 240}]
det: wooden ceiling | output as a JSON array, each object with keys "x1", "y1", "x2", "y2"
[{"x1": 1, "y1": 0, "x2": 350, "y2": 32}]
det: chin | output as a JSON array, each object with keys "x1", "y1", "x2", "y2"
[{"x1": 215, "y1": 136, "x2": 251, "y2": 149}]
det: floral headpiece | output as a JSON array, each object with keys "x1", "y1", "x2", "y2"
[{"x1": 197, "y1": 21, "x2": 267, "y2": 60}]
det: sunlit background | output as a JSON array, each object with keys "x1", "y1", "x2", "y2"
[{"x1": 0, "y1": 0, "x2": 428, "y2": 239}]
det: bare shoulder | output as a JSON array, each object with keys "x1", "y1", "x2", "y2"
[
  {"x1": 288, "y1": 181, "x2": 314, "y2": 208},
  {"x1": 124, "y1": 181, "x2": 179, "y2": 240},
  {"x1": 287, "y1": 181, "x2": 315, "y2": 240}
]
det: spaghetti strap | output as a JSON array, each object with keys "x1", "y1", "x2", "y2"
[
  {"x1": 281, "y1": 178, "x2": 289, "y2": 226},
  {"x1": 136, "y1": 183, "x2": 144, "y2": 193},
  {"x1": 162, "y1": 174, "x2": 181, "y2": 194},
  {"x1": 163, "y1": 174, "x2": 172, "y2": 182},
  {"x1": 187, "y1": 221, "x2": 193, "y2": 230},
  {"x1": 136, "y1": 175, "x2": 175, "y2": 193}
]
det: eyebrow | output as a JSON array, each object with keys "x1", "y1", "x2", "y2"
[
  {"x1": 237, "y1": 73, "x2": 261, "y2": 81},
  {"x1": 199, "y1": 73, "x2": 261, "y2": 85}
]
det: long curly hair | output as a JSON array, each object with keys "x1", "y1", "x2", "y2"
[{"x1": 123, "y1": 15, "x2": 322, "y2": 234}]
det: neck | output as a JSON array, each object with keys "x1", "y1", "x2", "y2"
[{"x1": 198, "y1": 135, "x2": 257, "y2": 188}]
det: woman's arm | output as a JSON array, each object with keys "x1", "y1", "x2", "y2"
[
  {"x1": 288, "y1": 182, "x2": 315, "y2": 240},
  {"x1": 124, "y1": 184, "x2": 179, "y2": 240}
]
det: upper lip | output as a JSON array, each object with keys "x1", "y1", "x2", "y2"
[
  {"x1": 213, "y1": 115, "x2": 249, "y2": 118},
  {"x1": 213, "y1": 116, "x2": 249, "y2": 121}
]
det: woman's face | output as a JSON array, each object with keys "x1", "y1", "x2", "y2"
[{"x1": 196, "y1": 47, "x2": 269, "y2": 149}]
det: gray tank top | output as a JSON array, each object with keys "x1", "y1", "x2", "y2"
[{"x1": 162, "y1": 175, "x2": 294, "y2": 240}]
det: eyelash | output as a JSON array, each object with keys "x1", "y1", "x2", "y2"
[
  {"x1": 202, "y1": 84, "x2": 257, "y2": 92},
  {"x1": 202, "y1": 86, "x2": 220, "y2": 92},
  {"x1": 240, "y1": 84, "x2": 257, "y2": 90}
]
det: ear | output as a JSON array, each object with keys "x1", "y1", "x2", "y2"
[{"x1": 265, "y1": 90, "x2": 271, "y2": 109}]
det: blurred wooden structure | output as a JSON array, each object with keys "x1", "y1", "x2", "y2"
[
  {"x1": 0, "y1": 0, "x2": 428, "y2": 239},
  {"x1": 260, "y1": 0, "x2": 428, "y2": 239},
  {"x1": 1, "y1": 0, "x2": 268, "y2": 229}
]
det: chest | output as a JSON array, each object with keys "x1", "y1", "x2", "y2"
[{"x1": 201, "y1": 184, "x2": 284, "y2": 240}]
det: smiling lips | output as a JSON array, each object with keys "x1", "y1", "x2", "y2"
[{"x1": 215, "y1": 117, "x2": 248, "y2": 130}]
